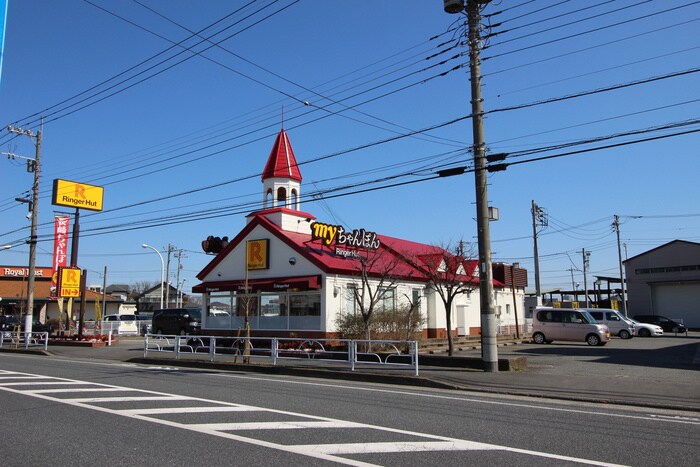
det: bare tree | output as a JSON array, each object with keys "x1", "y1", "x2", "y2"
[
  {"x1": 129, "y1": 281, "x2": 154, "y2": 313},
  {"x1": 416, "y1": 241, "x2": 478, "y2": 356},
  {"x1": 348, "y1": 248, "x2": 406, "y2": 343}
]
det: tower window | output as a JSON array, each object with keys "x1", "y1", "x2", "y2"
[{"x1": 276, "y1": 187, "x2": 287, "y2": 207}]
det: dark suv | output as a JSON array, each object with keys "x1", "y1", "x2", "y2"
[
  {"x1": 632, "y1": 315, "x2": 687, "y2": 333},
  {"x1": 0, "y1": 315, "x2": 20, "y2": 331},
  {"x1": 151, "y1": 308, "x2": 201, "y2": 336}
]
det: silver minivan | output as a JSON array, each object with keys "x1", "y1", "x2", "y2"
[
  {"x1": 532, "y1": 307, "x2": 610, "y2": 346},
  {"x1": 582, "y1": 308, "x2": 635, "y2": 339}
]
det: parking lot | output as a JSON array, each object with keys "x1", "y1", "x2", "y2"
[{"x1": 492, "y1": 332, "x2": 700, "y2": 380}]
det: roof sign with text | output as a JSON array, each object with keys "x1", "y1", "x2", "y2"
[{"x1": 310, "y1": 222, "x2": 380, "y2": 255}]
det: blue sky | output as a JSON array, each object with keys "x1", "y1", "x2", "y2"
[{"x1": 0, "y1": 0, "x2": 698, "y2": 296}]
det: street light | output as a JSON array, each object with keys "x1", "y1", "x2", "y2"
[
  {"x1": 141, "y1": 244, "x2": 164, "y2": 309},
  {"x1": 0, "y1": 245, "x2": 13, "y2": 251}
]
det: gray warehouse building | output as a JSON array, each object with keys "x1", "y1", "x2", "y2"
[{"x1": 624, "y1": 240, "x2": 700, "y2": 329}]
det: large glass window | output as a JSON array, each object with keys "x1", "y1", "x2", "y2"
[
  {"x1": 412, "y1": 288, "x2": 421, "y2": 312},
  {"x1": 378, "y1": 287, "x2": 395, "y2": 310},
  {"x1": 204, "y1": 290, "x2": 321, "y2": 331},
  {"x1": 259, "y1": 293, "x2": 287, "y2": 329},
  {"x1": 206, "y1": 292, "x2": 235, "y2": 328},
  {"x1": 345, "y1": 284, "x2": 357, "y2": 315},
  {"x1": 289, "y1": 292, "x2": 321, "y2": 330}
]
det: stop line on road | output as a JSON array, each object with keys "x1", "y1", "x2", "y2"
[{"x1": 0, "y1": 369, "x2": 625, "y2": 466}]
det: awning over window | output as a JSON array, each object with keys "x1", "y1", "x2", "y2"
[{"x1": 192, "y1": 275, "x2": 322, "y2": 293}]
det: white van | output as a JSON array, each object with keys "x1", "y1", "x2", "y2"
[
  {"x1": 103, "y1": 314, "x2": 139, "y2": 335},
  {"x1": 583, "y1": 309, "x2": 635, "y2": 339},
  {"x1": 532, "y1": 307, "x2": 610, "y2": 346}
]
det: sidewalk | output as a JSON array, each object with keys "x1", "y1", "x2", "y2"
[{"x1": 8, "y1": 335, "x2": 699, "y2": 412}]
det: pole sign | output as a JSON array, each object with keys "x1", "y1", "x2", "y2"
[
  {"x1": 51, "y1": 215, "x2": 70, "y2": 296},
  {"x1": 58, "y1": 266, "x2": 81, "y2": 298},
  {"x1": 52, "y1": 179, "x2": 104, "y2": 211}
]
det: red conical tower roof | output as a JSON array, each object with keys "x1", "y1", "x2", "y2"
[{"x1": 261, "y1": 129, "x2": 302, "y2": 182}]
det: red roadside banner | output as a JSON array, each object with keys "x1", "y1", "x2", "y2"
[{"x1": 51, "y1": 215, "x2": 70, "y2": 296}]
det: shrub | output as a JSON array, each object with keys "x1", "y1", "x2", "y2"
[{"x1": 335, "y1": 305, "x2": 424, "y2": 341}]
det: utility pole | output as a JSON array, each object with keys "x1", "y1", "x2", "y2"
[
  {"x1": 568, "y1": 267, "x2": 577, "y2": 296},
  {"x1": 582, "y1": 248, "x2": 591, "y2": 307},
  {"x1": 531, "y1": 200, "x2": 547, "y2": 304},
  {"x1": 612, "y1": 215, "x2": 628, "y2": 316},
  {"x1": 6, "y1": 124, "x2": 41, "y2": 341},
  {"x1": 101, "y1": 265, "x2": 108, "y2": 319},
  {"x1": 164, "y1": 244, "x2": 175, "y2": 307},
  {"x1": 174, "y1": 249, "x2": 184, "y2": 307},
  {"x1": 444, "y1": 0, "x2": 498, "y2": 371}
]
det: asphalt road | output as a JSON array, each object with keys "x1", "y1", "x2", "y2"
[{"x1": 1, "y1": 352, "x2": 698, "y2": 466}]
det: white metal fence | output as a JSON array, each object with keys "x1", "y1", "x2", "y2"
[
  {"x1": 143, "y1": 335, "x2": 419, "y2": 375},
  {"x1": 0, "y1": 331, "x2": 49, "y2": 351}
]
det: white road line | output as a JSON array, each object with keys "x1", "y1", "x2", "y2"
[
  {"x1": 310, "y1": 440, "x2": 498, "y2": 454},
  {"x1": 191, "y1": 421, "x2": 366, "y2": 431},
  {"x1": 0, "y1": 381, "x2": 87, "y2": 386},
  {"x1": 28, "y1": 387, "x2": 135, "y2": 394},
  {"x1": 0, "y1": 369, "x2": 629, "y2": 467},
  {"x1": 115, "y1": 406, "x2": 257, "y2": 415},
  {"x1": 7, "y1": 351, "x2": 692, "y2": 425},
  {"x1": 211, "y1": 372, "x2": 700, "y2": 425},
  {"x1": 66, "y1": 395, "x2": 193, "y2": 403}
]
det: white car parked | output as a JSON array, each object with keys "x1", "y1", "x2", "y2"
[
  {"x1": 627, "y1": 318, "x2": 663, "y2": 337},
  {"x1": 103, "y1": 314, "x2": 139, "y2": 335}
]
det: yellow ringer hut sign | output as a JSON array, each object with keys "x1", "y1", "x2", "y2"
[
  {"x1": 52, "y1": 179, "x2": 104, "y2": 211},
  {"x1": 58, "y1": 266, "x2": 81, "y2": 298}
]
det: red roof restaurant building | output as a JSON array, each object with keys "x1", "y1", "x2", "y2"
[{"x1": 193, "y1": 129, "x2": 527, "y2": 339}]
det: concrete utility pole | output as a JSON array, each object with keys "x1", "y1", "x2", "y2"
[
  {"x1": 174, "y1": 249, "x2": 184, "y2": 307},
  {"x1": 613, "y1": 215, "x2": 628, "y2": 316},
  {"x1": 6, "y1": 124, "x2": 42, "y2": 340},
  {"x1": 444, "y1": 0, "x2": 498, "y2": 372},
  {"x1": 531, "y1": 200, "x2": 544, "y2": 304},
  {"x1": 164, "y1": 244, "x2": 175, "y2": 307},
  {"x1": 582, "y1": 248, "x2": 591, "y2": 307}
]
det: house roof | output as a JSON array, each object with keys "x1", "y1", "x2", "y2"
[
  {"x1": 261, "y1": 128, "x2": 302, "y2": 182},
  {"x1": 623, "y1": 239, "x2": 700, "y2": 263},
  {"x1": 196, "y1": 213, "x2": 498, "y2": 288},
  {"x1": 0, "y1": 278, "x2": 115, "y2": 303}
]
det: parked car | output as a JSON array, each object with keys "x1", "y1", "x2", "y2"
[
  {"x1": 31, "y1": 321, "x2": 52, "y2": 334},
  {"x1": 135, "y1": 314, "x2": 152, "y2": 336},
  {"x1": 532, "y1": 307, "x2": 610, "y2": 346},
  {"x1": 103, "y1": 314, "x2": 139, "y2": 335},
  {"x1": 626, "y1": 318, "x2": 663, "y2": 337},
  {"x1": 583, "y1": 309, "x2": 635, "y2": 339},
  {"x1": 0, "y1": 315, "x2": 20, "y2": 331},
  {"x1": 632, "y1": 315, "x2": 687, "y2": 334},
  {"x1": 151, "y1": 308, "x2": 201, "y2": 336}
]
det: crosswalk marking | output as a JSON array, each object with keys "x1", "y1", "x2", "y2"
[
  {"x1": 190, "y1": 420, "x2": 366, "y2": 431},
  {"x1": 309, "y1": 440, "x2": 498, "y2": 454},
  {"x1": 114, "y1": 406, "x2": 258, "y2": 415},
  {"x1": 67, "y1": 395, "x2": 193, "y2": 403},
  {"x1": 0, "y1": 369, "x2": 627, "y2": 467},
  {"x1": 28, "y1": 387, "x2": 135, "y2": 394},
  {"x1": 0, "y1": 380, "x2": 86, "y2": 386}
]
